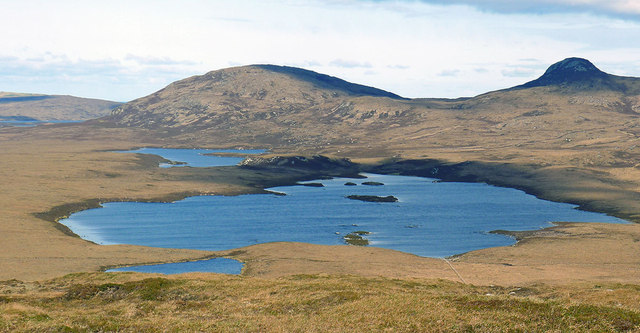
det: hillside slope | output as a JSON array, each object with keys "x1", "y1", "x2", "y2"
[
  {"x1": 105, "y1": 58, "x2": 640, "y2": 163},
  {"x1": 0, "y1": 93, "x2": 120, "y2": 120},
  {"x1": 106, "y1": 65, "x2": 423, "y2": 147},
  {"x1": 102, "y1": 58, "x2": 640, "y2": 222},
  {"x1": 2, "y1": 58, "x2": 640, "y2": 289}
]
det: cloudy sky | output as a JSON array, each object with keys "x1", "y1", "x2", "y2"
[{"x1": 1, "y1": 0, "x2": 640, "y2": 101}]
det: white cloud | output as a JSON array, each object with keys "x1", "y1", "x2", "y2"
[
  {"x1": 438, "y1": 69, "x2": 461, "y2": 77},
  {"x1": 414, "y1": 0, "x2": 640, "y2": 19},
  {"x1": 388, "y1": 64, "x2": 410, "y2": 70},
  {"x1": 329, "y1": 59, "x2": 373, "y2": 69},
  {"x1": 0, "y1": 53, "x2": 202, "y2": 101},
  {"x1": 0, "y1": 0, "x2": 639, "y2": 100},
  {"x1": 123, "y1": 55, "x2": 199, "y2": 67},
  {"x1": 502, "y1": 68, "x2": 538, "y2": 78}
]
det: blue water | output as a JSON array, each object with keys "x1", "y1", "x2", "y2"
[
  {"x1": 0, "y1": 120, "x2": 81, "y2": 127},
  {"x1": 116, "y1": 148, "x2": 266, "y2": 168},
  {"x1": 60, "y1": 172, "x2": 627, "y2": 275},
  {"x1": 106, "y1": 257, "x2": 243, "y2": 275},
  {"x1": 62, "y1": 148, "x2": 627, "y2": 274}
]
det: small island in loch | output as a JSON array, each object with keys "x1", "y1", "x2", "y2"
[{"x1": 346, "y1": 194, "x2": 398, "y2": 202}]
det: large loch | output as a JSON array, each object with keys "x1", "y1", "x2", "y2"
[{"x1": 60, "y1": 149, "x2": 627, "y2": 274}]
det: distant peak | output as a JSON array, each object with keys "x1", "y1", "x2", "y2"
[
  {"x1": 518, "y1": 57, "x2": 610, "y2": 89},
  {"x1": 546, "y1": 57, "x2": 602, "y2": 74}
]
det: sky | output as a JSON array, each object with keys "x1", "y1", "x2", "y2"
[{"x1": 1, "y1": 0, "x2": 640, "y2": 101}]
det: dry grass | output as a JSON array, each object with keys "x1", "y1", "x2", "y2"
[
  {"x1": 0, "y1": 95, "x2": 118, "y2": 120},
  {"x1": 2, "y1": 68, "x2": 640, "y2": 331},
  {"x1": 3, "y1": 65, "x2": 640, "y2": 331},
  {"x1": 1, "y1": 124, "x2": 640, "y2": 286},
  {"x1": 1, "y1": 273, "x2": 639, "y2": 332}
]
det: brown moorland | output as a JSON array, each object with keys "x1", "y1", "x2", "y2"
[
  {"x1": 1, "y1": 58, "x2": 640, "y2": 330},
  {"x1": 1, "y1": 272, "x2": 640, "y2": 332},
  {"x1": 0, "y1": 92, "x2": 120, "y2": 121}
]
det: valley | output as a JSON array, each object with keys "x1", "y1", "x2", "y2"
[{"x1": 1, "y1": 58, "x2": 640, "y2": 331}]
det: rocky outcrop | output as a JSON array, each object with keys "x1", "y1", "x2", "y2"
[
  {"x1": 343, "y1": 231, "x2": 371, "y2": 246},
  {"x1": 240, "y1": 155, "x2": 356, "y2": 171},
  {"x1": 300, "y1": 182, "x2": 324, "y2": 187},
  {"x1": 346, "y1": 195, "x2": 398, "y2": 203}
]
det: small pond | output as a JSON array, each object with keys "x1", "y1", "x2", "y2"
[
  {"x1": 107, "y1": 257, "x2": 243, "y2": 275},
  {"x1": 116, "y1": 148, "x2": 266, "y2": 168}
]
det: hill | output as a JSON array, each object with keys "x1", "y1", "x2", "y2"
[
  {"x1": 0, "y1": 93, "x2": 121, "y2": 121},
  {"x1": 102, "y1": 58, "x2": 640, "y2": 221},
  {"x1": 106, "y1": 64, "x2": 411, "y2": 147},
  {"x1": 4, "y1": 58, "x2": 639, "y2": 280},
  {"x1": 105, "y1": 58, "x2": 640, "y2": 161},
  {"x1": 0, "y1": 58, "x2": 639, "y2": 328},
  {"x1": 512, "y1": 57, "x2": 639, "y2": 92}
]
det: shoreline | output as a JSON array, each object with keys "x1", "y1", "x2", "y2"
[
  {"x1": 363, "y1": 158, "x2": 640, "y2": 223},
  {"x1": 98, "y1": 253, "x2": 230, "y2": 273},
  {"x1": 0, "y1": 126, "x2": 638, "y2": 283},
  {"x1": 93, "y1": 219, "x2": 622, "y2": 276},
  {"x1": 36, "y1": 160, "x2": 632, "y2": 275},
  {"x1": 38, "y1": 155, "x2": 639, "y2": 227}
]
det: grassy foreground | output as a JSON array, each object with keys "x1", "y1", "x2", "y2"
[{"x1": 1, "y1": 273, "x2": 639, "y2": 332}]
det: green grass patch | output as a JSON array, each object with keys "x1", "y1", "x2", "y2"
[
  {"x1": 1, "y1": 273, "x2": 639, "y2": 332},
  {"x1": 343, "y1": 232, "x2": 370, "y2": 246}
]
